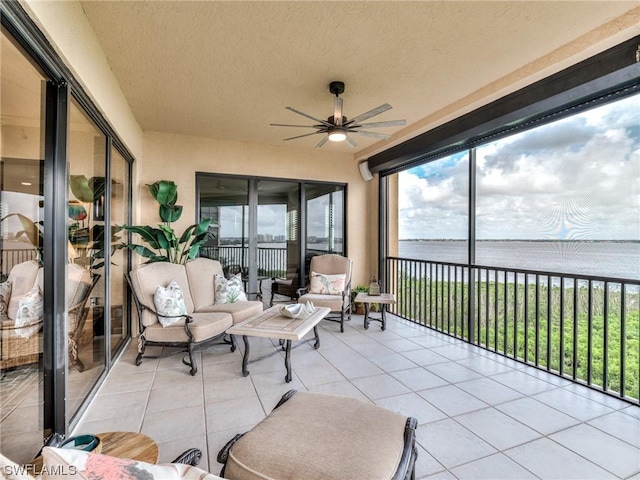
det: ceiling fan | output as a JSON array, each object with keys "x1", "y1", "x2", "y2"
[{"x1": 270, "y1": 81, "x2": 406, "y2": 148}]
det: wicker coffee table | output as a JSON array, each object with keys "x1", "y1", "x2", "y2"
[{"x1": 227, "y1": 305, "x2": 330, "y2": 382}]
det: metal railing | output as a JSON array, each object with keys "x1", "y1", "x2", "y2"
[
  {"x1": 386, "y1": 256, "x2": 640, "y2": 404},
  {"x1": 200, "y1": 246, "x2": 287, "y2": 277},
  {"x1": 199, "y1": 246, "x2": 340, "y2": 278}
]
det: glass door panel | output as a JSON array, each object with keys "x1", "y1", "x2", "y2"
[
  {"x1": 198, "y1": 177, "x2": 249, "y2": 273},
  {"x1": 67, "y1": 97, "x2": 107, "y2": 420},
  {"x1": 305, "y1": 183, "x2": 344, "y2": 256},
  {"x1": 0, "y1": 27, "x2": 47, "y2": 464},
  {"x1": 109, "y1": 147, "x2": 130, "y2": 358},
  {"x1": 257, "y1": 180, "x2": 300, "y2": 300}
]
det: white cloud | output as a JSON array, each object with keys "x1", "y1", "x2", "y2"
[{"x1": 399, "y1": 94, "x2": 640, "y2": 241}]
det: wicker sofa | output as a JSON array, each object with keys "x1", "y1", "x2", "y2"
[
  {"x1": 0, "y1": 260, "x2": 94, "y2": 371},
  {"x1": 127, "y1": 257, "x2": 263, "y2": 375},
  {"x1": 0, "y1": 260, "x2": 43, "y2": 370}
]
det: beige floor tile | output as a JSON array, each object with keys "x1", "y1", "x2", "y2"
[
  {"x1": 141, "y1": 405, "x2": 206, "y2": 443},
  {"x1": 205, "y1": 395, "x2": 266, "y2": 433},
  {"x1": 352, "y1": 373, "x2": 411, "y2": 400},
  {"x1": 147, "y1": 381, "x2": 204, "y2": 414}
]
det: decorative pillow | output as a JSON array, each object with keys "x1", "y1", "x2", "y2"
[
  {"x1": 154, "y1": 280, "x2": 187, "y2": 327},
  {"x1": 309, "y1": 272, "x2": 346, "y2": 295},
  {"x1": 214, "y1": 273, "x2": 247, "y2": 304},
  {"x1": 40, "y1": 447, "x2": 223, "y2": 480},
  {"x1": 0, "y1": 280, "x2": 11, "y2": 323},
  {"x1": 15, "y1": 285, "x2": 43, "y2": 339}
]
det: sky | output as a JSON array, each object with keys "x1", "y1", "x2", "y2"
[
  {"x1": 219, "y1": 191, "x2": 344, "y2": 240},
  {"x1": 399, "y1": 93, "x2": 640, "y2": 241}
]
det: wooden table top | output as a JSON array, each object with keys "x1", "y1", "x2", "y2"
[
  {"x1": 29, "y1": 431, "x2": 158, "y2": 473},
  {"x1": 227, "y1": 305, "x2": 330, "y2": 341},
  {"x1": 97, "y1": 431, "x2": 159, "y2": 464}
]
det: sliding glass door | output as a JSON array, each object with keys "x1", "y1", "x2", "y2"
[
  {"x1": 256, "y1": 180, "x2": 300, "y2": 299},
  {"x1": 0, "y1": 27, "x2": 48, "y2": 464},
  {"x1": 197, "y1": 174, "x2": 346, "y2": 302}
]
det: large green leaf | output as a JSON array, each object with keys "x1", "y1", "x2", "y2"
[
  {"x1": 159, "y1": 204, "x2": 183, "y2": 223},
  {"x1": 126, "y1": 244, "x2": 169, "y2": 262},
  {"x1": 122, "y1": 225, "x2": 163, "y2": 249},
  {"x1": 147, "y1": 180, "x2": 178, "y2": 206}
]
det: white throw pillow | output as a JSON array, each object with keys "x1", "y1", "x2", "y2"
[
  {"x1": 15, "y1": 285, "x2": 43, "y2": 338},
  {"x1": 214, "y1": 273, "x2": 247, "y2": 304},
  {"x1": 309, "y1": 272, "x2": 346, "y2": 295},
  {"x1": 0, "y1": 280, "x2": 11, "y2": 323},
  {"x1": 154, "y1": 280, "x2": 187, "y2": 327}
]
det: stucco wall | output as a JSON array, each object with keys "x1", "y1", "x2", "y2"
[
  {"x1": 140, "y1": 132, "x2": 373, "y2": 285},
  {"x1": 21, "y1": 0, "x2": 144, "y2": 160}
]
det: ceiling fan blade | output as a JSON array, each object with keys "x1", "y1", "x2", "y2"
[
  {"x1": 350, "y1": 130, "x2": 391, "y2": 140},
  {"x1": 270, "y1": 123, "x2": 319, "y2": 128},
  {"x1": 285, "y1": 106, "x2": 333, "y2": 127},
  {"x1": 350, "y1": 119, "x2": 406, "y2": 129},
  {"x1": 333, "y1": 96, "x2": 343, "y2": 126},
  {"x1": 315, "y1": 136, "x2": 329, "y2": 148},
  {"x1": 345, "y1": 135, "x2": 357, "y2": 148},
  {"x1": 283, "y1": 131, "x2": 324, "y2": 141},
  {"x1": 345, "y1": 103, "x2": 392, "y2": 126}
]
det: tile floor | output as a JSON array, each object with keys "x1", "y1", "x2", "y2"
[{"x1": 74, "y1": 314, "x2": 640, "y2": 479}]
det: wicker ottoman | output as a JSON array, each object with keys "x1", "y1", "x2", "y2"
[{"x1": 217, "y1": 390, "x2": 418, "y2": 480}]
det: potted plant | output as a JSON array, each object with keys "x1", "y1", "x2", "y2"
[
  {"x1": 350, "y1": 285, "x2": 369, "y2": 315},
  {"x1": 123, "y1": 180, "x2": 211, "y2": 264}
]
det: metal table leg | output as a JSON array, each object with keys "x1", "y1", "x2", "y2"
[
  {"x1": 363, "y1": 303, "x2": 386, "y2": 330},
  {"x1": 284, "y1": 339, "x2": 292, "y2": 383},
  {"x1": 241, "y1": 335, "x2": 250, "y2": 377}
]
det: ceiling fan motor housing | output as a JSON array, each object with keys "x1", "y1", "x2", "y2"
[
  {"x1": 329, "y1": 81, "x2": 345, "y2": 96},
  {"x1": 328, "y1": 115, "x2": 348, "y2": 125}
]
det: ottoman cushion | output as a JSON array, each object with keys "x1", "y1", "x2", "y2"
[{"x1": 223, "y1": 391, "x2": 408, "y2": 480}]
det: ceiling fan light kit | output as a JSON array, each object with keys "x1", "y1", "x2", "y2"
[{"x1": 270, "y1": 81, "x2": 406, "y2": 148}]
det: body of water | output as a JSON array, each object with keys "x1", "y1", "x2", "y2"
[{"x1": 398, "y1": 240, "x2": 640, "y2": 281}]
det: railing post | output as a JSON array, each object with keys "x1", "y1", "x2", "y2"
[{"x1": 467, "y1": 149, "x2": 476, "y2": 343}]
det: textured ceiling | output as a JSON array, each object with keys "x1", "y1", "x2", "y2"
[{"x1": 78, "y1": 1, "x2": 638, "y2": 156}]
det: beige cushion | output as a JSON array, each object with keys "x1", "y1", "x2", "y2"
[
  {"x1": 224, "y1": 391, "x2": 407, "y2": 480},
  {"x1": 7, "y1": 260, "x2": 41, "y2": 320},
  {"x1": 142, "y1": 312, "x2": 232, "y2": 343},
  {"x1": 197, "y1": 301, "x2": 263, "y2": 324},
  {"x1": 129, "y1": 262, "x2": 195, "y2": 326},
  {"x1": 185, "y1": 257, "x2": 224, "y2": 310},
  {"x1": 67, "y1": 263, "x2": 92, "y2": 309},
  {"x1": 298, "y1": 292, "x2": 345, "y2": 311},
  {"x1": 309, "y1": 254, "x2": 352, "y2": 279}
]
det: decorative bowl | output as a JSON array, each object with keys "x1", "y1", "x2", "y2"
[{"x1": 280, "y1": 302, "x2": 315, "y2": 319}]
